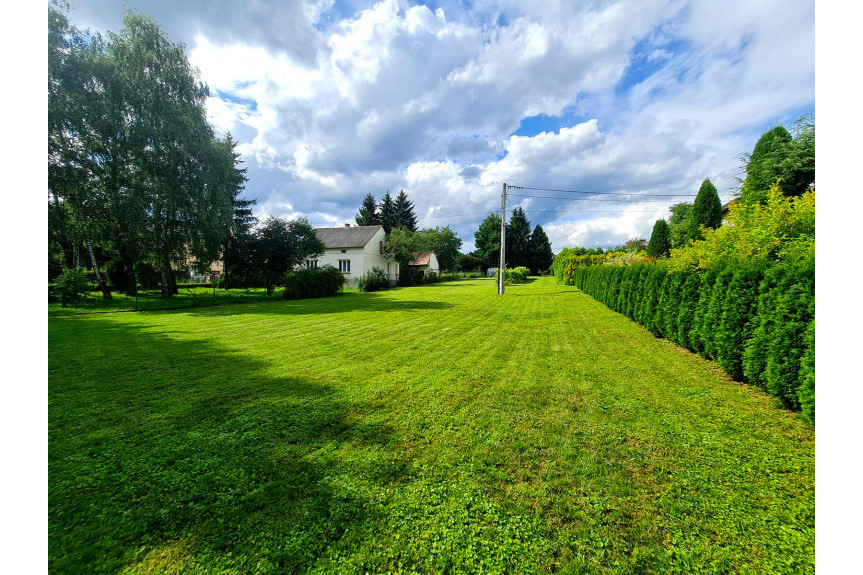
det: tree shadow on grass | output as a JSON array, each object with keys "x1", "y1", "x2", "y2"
[
  {"x1": 178, "y1": 290, "x2": 454, "y2": 317},
  {"x1": 49, "y1": 316, "x2": 406, "y2": 575}
]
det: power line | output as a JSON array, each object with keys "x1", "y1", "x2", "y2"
[
  {"x1": 508, "y1": 193, "x2": 673, "y2": 203},
  {"x1": 507, "y1": 184, "x2": 699, "y2": 197}
]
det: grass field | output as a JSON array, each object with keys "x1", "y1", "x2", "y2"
[{"x1": 48, "y1": 277, "x2": 814, "y2": 574}]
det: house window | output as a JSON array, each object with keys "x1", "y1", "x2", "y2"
[
  {"x1": 341, "y1": 249, "x2": 347, "y2": 254},
  {"x1": 306, "y1": 260, "x2": 318, "y2": 269},
  {"x1": 338, "y1": 259, "x2": 351, "y2": 273}
]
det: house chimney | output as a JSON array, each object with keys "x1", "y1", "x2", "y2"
[{"x1": 344, "y1": 223, "x2": 351, "y2": 228}]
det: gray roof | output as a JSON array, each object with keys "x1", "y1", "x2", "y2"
[{"x1": 314, "y1": 225, "x2": 383, "y2": 248}]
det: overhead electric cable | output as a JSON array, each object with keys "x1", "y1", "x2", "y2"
[{"x1": 507, "y1": 185, "x2": 699, "y2": 197}]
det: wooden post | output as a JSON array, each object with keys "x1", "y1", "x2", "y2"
[{"x1": 499, "y1": 182, "x2": 507, "y2": 295}]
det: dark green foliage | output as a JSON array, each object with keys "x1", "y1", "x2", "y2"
[
  {"x1": 763, "y1": 258, "x2": 815, "y2": 410},
  {"x1": 474, "y1": 214, "x2": 502, "y2": 270},
  {"x1": 688, "y1": 179, "x2": 722, "y2": 243},
  {"x1": 646, "y1": 219, "x2": 672, "y2": 258},
  {"x1": 741, "y1": 117, "x2": 815, "y2": 203},
  {"x1": 658, "y1": 271, "x2": 686, "y2": 341},
  {"x1": 527, "y1": 225, "x2": 554, "y2": 275},
  {"x1": 798, "y1": 320, "x2": 815, "y2": 423},
  {"x1": 506, "y1": 207, "x2": 532, "y2": 269},
  {"x1": 105, "y1": 259, "x2": 133, "y2": 292},
  {"x1": 134, "y1": 261, "x2": 160, "y2": 290},
  {"x1": 674, "y1": 270, "x2": 701, "y2": 351},
  {"x1": 690, "y1": 263, "x2": 725, "y2": 354},
  {"x1": 419, "y1": 226, "x2": 463, "y2": 272},
  {"x1": 423, "y1": 271, "x2": 441, "y2": 284},
  {"x1": 700, "y1": 266, "x2": 734, "y2": 360},
  {"x1": 378, "y1": 191, "x2": 397, "y2": 234},
  {"x1": 355, "y1": 193, "x2": 379, "y2": 227},
  {"x1": 394, "y1": 190, "x2": 418, "y2": 232},
  {"x1": 636, "y1": 263, "x2": 668, "y2": 335},
  {"x1": 742, "y1": 126, "x2": 793, "y2": 204},
  {"x1": 254, "y1": 217, "x2": 325, "y2": 295},
  {"x1": 54, "y1": 267, "x2": 90, "y2": 307},
  {"x1": 282, "y1": 266, "x2": 345, "y2": 299},
  {"x1": 357, "y1": 266, "x2": 391, "y2": 292},
  {"x1": 714, "y1": 261, "x2": 766, "y2": 380}
]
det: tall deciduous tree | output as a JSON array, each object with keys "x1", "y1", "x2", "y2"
[
  {"x1": 394, "y1": 190, "x2": 418, "y2": 232},
  {"x1": 419, "y1": 226, "x2": 462, "y2": 272},
  {"x1": 474, "y1": 213, "x2": 502, "y2": 270},
  {"x1": 355, "y1": 193, "x2": 379, "y2": 226},
  {"x1": 252, "y1": 217, "x2": 324, "y2": 295},
  {"x1": 527, "y1": 225, "x2": 554, "y2": 274},
  {"x1": 48, "y1": 5, "x2": 245, "y2": 298},
  {"x1": 646, "y1": 219, "x2": 672, "y2": 258},
  {"x1": 378, "y1": 191, "x2": 397, "y2": 234},
  {"x1": 688, "y1": 178, "x2": 723, "y2": 243}
]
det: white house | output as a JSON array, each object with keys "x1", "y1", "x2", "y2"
[
  {"x1": 312, "y1": 224, "x2": 399, "y2": 287},
  {"x1": 408, "y1": 251, "x2": 440, "y2": 279}
]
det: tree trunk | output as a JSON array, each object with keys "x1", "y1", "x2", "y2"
[
  {"x1": 159, "y1": 251, "x2": 172, "y2": 299},
  {"x1": 84, "y1": 236, "x2": 112, "y2": 300}
]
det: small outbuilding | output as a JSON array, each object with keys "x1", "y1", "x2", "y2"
[{"x1": 408, "y1": 251, "x2": 440, "y2": 279}]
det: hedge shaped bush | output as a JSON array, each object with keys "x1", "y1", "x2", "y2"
[{"x1": 283, "y1": 265, "x2": 345, "y2": 300}]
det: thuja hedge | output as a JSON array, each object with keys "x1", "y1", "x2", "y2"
[{"x1": 571, "y1": 256, "x2": 815, "y2": 422}]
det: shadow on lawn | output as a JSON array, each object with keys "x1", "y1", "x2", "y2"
[
  {"x1": 49, "y1": 316, "x2": 406, "y2": 575},
  {"x1": 179, "y1": 290, "x2": 454, "y2": 317}
]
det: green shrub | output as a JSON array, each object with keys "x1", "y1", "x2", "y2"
[
  {"x1": 675, "y1": 270, "x2": 701, "y2": 350},
  {"x1": 357, "y1": 266, "x2": 391, "y2": 292},
  {"x1": 690, "y1": 263, "x2": 725, "y2": 354},
  {"x1": 700, "y1": 266, "x2": 734, "y2": 360},
  {"x1": 714, "y1": 261, "x2": 765, "y2": 380},
  {"x1": 54, "y1": 268, "x2": 90, "y2": 307},
  {"x1": 135, "y1": 261, "x2": 160, "y2": 290},
  {"x1": 798, "y1": 320, "x2": 815, "y2": 423},
  {"x1": 494, "y1": 267, "x2": 530, "y2": 285},
  {"x1": 424, "y1": 271, "x2": 441, "y2": 284},
  {"x1": 658, "y1": 270, "x2": 685, "y2": 342},
  {"x1": 283, "y1": 265, "x2": 345, "y2": 300}
]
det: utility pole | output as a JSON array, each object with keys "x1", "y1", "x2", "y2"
[{"x1": 498, "y1": 182, "x2": 507, "y2": 295}]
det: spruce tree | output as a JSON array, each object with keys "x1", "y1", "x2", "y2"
[
  {"x1": 506, "y1": 207, "x2": 532, "y2": 269},
  {"x1": 355, "y1": 193, "x2": 379, "y2": 226},
  {"x1": 394, "y1": 189, "x2": 418, "y2": 231},
  {"x1": 378, "y1": 191, "x2": 397, "y2": 234},
  {"x1": 527, "y1": 224, "x2": 554, "y2": 274},
  {"x1": 687, "y1": 178, "x2": 722, "y2": 243},
  {"x1": 646, "y1": 219, "x2": 672, "y2": 258}
]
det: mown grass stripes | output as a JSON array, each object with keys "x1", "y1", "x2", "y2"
[{"x1": 49, "y1": 277, "x2": 813, "y2": 574}]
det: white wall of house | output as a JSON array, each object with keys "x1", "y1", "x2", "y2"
[{"x1": 310, "y1": 227, "x2": 399, "y2": 286}]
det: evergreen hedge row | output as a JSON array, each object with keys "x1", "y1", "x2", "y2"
[{"x1": 571, "y1": 257, "x2": 815, "y2": 422}]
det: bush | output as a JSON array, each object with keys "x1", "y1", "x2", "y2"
[
  {"x1": 423, "y1": 271, "x2": 441, "y2": 284},
  {"x1": 135, "y1": 261, "x2": 160, "y2": 290},
  {"x1": 283, "y1": 266, "x2": 345, "y2": 300},
  {"x1": 54, "y1": 268, "x2": 90, "y2": 307},
  {"x1": 357, "y1": 267, "x2": 391, "y2": 292},
  {"x1": 494, "y1": 266, "x2": 530, "y2": 285}
]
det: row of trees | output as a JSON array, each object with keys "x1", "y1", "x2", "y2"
[
  {"x1": 644, "y1": 114, "x2": 814, "y2": 258},
  {"x1": 355, "y1": 190, "x2": 418, "y2": 233},
  {"x1": 473, "y1": 207, "x2": 554, "y2": 275},
  {"x1": 49, "y1": 4, "x2": 250, "y2": 298},
  {"x1": 555, "y1": 115, "x2": 815, "y2": 421}
]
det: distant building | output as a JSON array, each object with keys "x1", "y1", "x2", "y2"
[
  {"x1": 408, "y1": 251, "x2": 439, "y2": 279},
  {"x1": 312, "y1": 224, "x2": 399, "y2": 287}
]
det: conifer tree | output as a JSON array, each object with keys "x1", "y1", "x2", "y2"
[
  {"x1": 378, "y1": 191, "x2": 397, "y2": 234},
  {"x1": 527, "y1": 224, "x2": 554, "y2": 274},
  {"x1": 355, "y1": 193, "x2": 379, "y2": 226},
  {"x1": 506, "y1": 207, "x2": 532, "y2": 269},
  {"x1": 687, "y1": 178, "x2": 722, "y2": 243},
  {"x1": 394, "y1": 190, "x2": 418, "y2": 231},
  {"x1": 646, "y1": 219, "x2": 672, "y2": 258}
]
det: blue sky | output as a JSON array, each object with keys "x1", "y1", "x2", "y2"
[{"x1": 61, "y1": 0, "x2": 815, "y2": 252}]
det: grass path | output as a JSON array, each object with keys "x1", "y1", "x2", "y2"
[{"x1": 49, "y1": 277, "x2": 814, "y2": 574}]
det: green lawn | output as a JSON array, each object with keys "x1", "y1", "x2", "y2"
[
  {"x1": 48, "y1": 286, "x2": 282, "y2": 315},
  {"x1": 48, "y1": 277, "x2": 814, "y2": 574}
]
